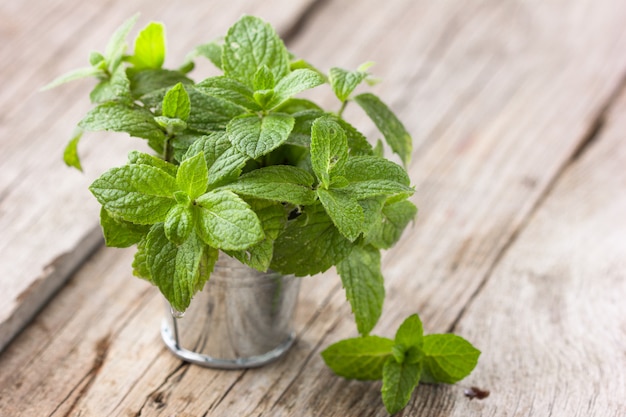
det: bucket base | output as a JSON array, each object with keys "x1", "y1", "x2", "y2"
[{"x1": 160, "y1": 318, "x2": 296, "y2": 369}]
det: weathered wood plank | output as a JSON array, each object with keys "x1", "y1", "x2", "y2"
[
  {"x1": 0, "y1": 0, "x2": 318, "y2": 352},
  {"x1": 406, "y1": 82, "x2": 626, "y2": 417}
]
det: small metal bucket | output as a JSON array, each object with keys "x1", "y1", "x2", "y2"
[{"x1": 161, "y1": 252, "x2": 301, "y2": 369}]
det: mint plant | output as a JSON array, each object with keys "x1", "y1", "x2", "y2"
[{"x1": 47, "y1": 14, "x2": 479, "y2": 414}]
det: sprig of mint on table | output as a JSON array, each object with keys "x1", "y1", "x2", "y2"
[
  {"x1": 45, "y1": 14, "x2": 480, "y2": 415},
  {"x1": 323, "y1": 314, "x2": 480, "y2": 414}
]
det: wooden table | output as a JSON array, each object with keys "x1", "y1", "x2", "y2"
[{"x1": 1, "y1": 0, "x2": 625, "y2": 415}]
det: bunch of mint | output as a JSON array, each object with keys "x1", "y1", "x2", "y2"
[{"x1": 47, "y1": 15, "x2": 479, "y2": 414}]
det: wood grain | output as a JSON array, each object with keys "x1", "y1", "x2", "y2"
[
  {"x1": 0, "y1": 0, "x2": 318, "y2": 352},
  {"x1": 1, "y1": 0, "x2": 626, "y2": 416}
]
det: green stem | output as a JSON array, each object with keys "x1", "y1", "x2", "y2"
[{"x1": 338, "y1": 100, "x2": 348, "y2": 118}]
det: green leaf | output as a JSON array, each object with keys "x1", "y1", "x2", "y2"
[
  {"x1": 194, "y1": 41, "x2": 223, "y2": 69},
  {"x1": 221, "y1": 165, "x2": 315, "y2": 205},
  {"x1": 186, "y1": 86, "x2": 247, "y2": 133},
  {"x1": 105, "y1": 14, "x2": 138, "y2": 73},
  {"x1": 310, "y1": 117, "x2": 348, "y2": 188},
  {"x1": 79, "y1": 102, "x2": 165, "y2": 145},
  {"x1": 89, "y1": 64, "x2": 132, "y2": 104},
  {"x1": 63, "y1": 129, "x2": 84, "y2": 171},
  {"x1": 286, "y1": 110, "x2": 324, "y2": 147},
  {"x1": 194, "y1": 190, "x2": 264, "y2": 250},
  {"x1": 329, "y1": 66, "x2": 368, "y2": 102},
  {"x1": 321, "y1": 336, "x2": 394, "y2": 380},
  {"x1": 267, "y1": 69, "x2": 326, "y2": 109},
  {"x1": 176, "y1": 152, "x2": 208, "y2": 199},
  {"x1": 274, "y1": 98, "x2": 323, "y2": 114},
  {"x1": 183, "y1": 132, "x2": 249, "y2": 188},
  {"x1": 333, "y1": 117, "x2": 373, "y2": 156},
  {"x1": 367, "y1": 199, "x2": 417, "y2": 249},
  {"x1": 227, "y1": 113, "x2": 295, "y2": 159},
  {"x1": 42, "y1": 66, "x2": 105, "y2": 91},
  {"x1": 354, "y1": 93, "x2": 412, "y2": 166},
  {"x1": 129, "y1": 69, "x2": 193, "y2": 100},
  {"x1": 336, "y1": 245, "x2": 385, "y2": 335},
  {"x1": 253, "y1": 65, "x2": 276, "y2": 90},
  {"x1": 395, "y1": 314, "x2": 424, "y2": 350},
  {"x1": 271, "y1": 204, "x2": 353, "y2": 276},
  {"x1": 154, "y1": 116, "x2": 187, "y2": 135},
  {"x1": 342, "y1": 156, "x2": 413, "y2": 199},
  {"x1": 128, "y1": 151, "x2": 178, "y2": 177},
  {"x1": 162, "y1": 82, "x2": 190, "y2": 121},
  {"x1": 99, "y1": 207, "x2": 150, "y2": 248},
  {"x1": 227, "y1": 199, "x2": 286, "y2": 271},
  {"x1": 196, "y1": 76, "x2": 260, "y2": 111},
  {"x1": 358, "y1": 197, "x2": 386, "y2": 238},
  {"x1": 164, "y1": 204, "x2": 194, "y2": 244},
  {"x1": 421, "y1": 334, "x2": 481, "y2": 384},
  {"x1": 89, "y1": 164, "x2": 178, "y2": 224},
  {"x1": 129, "y1": 22, "x2": 166, "y2": 70},
  {"x1": 317, "y1": 188, "x2": 363, "y2": 241},
  {"x1": 132, "y1": 237, "x2": 152, "y2": 282},
  {"x1": 381, "y1": 357, "x2": 422, "y2": 415},
  {"x1": 146, "y1": 224, "x2": 213, "y2": 312},
  {"x1": 222, "y1": 15, "x2": 290, "y2": 88}
]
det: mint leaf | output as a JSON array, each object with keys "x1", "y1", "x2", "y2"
[
  {"x1": 89, "y1": 64, "x2": 132, "y2": 104},
  {"x1": 271, "y1": 204, "x2": 353, "y2": 276},
  {"x1": 42, "y1": 66, "x2": 105, "y2": 91},
  {"x1": 310, "y1": 117, "x2": 348, "y2": 188},
  {"x1": 130, "y1": 69, "x2": 193, "y2": 100},
  {"x1": 253, "y1": 65, "x2": 276, "y2": 90},
  {"x1": 421, "y1": 334, "x2": 481, "y2": 384},
  {"x1": 89, "y1": 164, "x2": 177, "y2": 224},
  {"x1": 186, "y1": 86, "x2": 247, "y2": 133},
  {"x1": 183, "y1": 132, "x2": 249, "y2": 188},
  {"x1": 336, "y1": 245, "x2": 385, "y2": 335},
  {"x1": 381, "y1": 357, "x2": 422, "y2": 415},
  {"x1": 274, "y1": 98, "x2": 322, "y2": 114},
  {"x1": 105, "y1": 14, "x2": 138, "y2": 73},
  {"x1": 164, "y1": 204, "x2": 193, "y2": 244},
  {"x1": 176, "y1": 152, "x2": 208, "y2": 199},
  {"x1": 286, "y1": 110, "x2": 325, "y2": 146},
  {"x1": 99, "y1": 207, "x2": 150, "y2": 248},
  {"x1": 367, "y1": 199, "x2": 417, "y2": 249},
  {"x1": 222, "y1": 15, "x2": 290, "y2": 88},
  {"x1": 132, "y1": 237, "x2": 152, "y2": 282},
  {"x1": 129, "y1": 22, "x2": 166, "y2": 70},
  {"x1": 342, "y1": 156, "x2": 413, "y2": 199},
  {"x1": 395, "y1": 314, "x2": 424, "y2": 350},
  {"x1": 79, "y1": 102, "x2": 165, "y2": 145},
  {"x1": 146, "y1": 224, "x2": 212, "y2": 312},
  {"x1": 267, "y1": 69, "x2": 326, "y2": 109},
  {"x1": 354, "y1": 93, "x2": 412, "y2": 166},
  {"x1": 221, "y1": 165, "x2": 315, "y2": 205},
  {"x1": 227, "y1": 199, "x2": 285, "y2": 271},
  {"x1": 194, "y1": 41, "x2": 223, "y2": 70},
  {"x1": 227, "y1": 113, "x2": 295, "y2": 159},
  {"x1": 196, "y1": 76, "x2": 260, "y2": 111},
  {"x1": 329, "y1": 66, "x2": 368, "y2": 102},
  {"x1": 63, "y1": 129, "x2": 84, "y2": 171},
  {"x1": 333, "y1": 117, "x2": 373, "y2": 156},
  {"x1": 317, "y1": 188, "x2": 363, "y2": 241},
  {"x1": 194, "y1": 190, "x2": 263, "y2": 250},
  {"x1": 321, "y1": 336, "x2": 394, "y2": 380},
  {"x1": 162, "y1": 82, "x2": 190, "y2": 121},
  {"x1": 128, "y1": 151, "x2": 178, "y2": 177}
]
